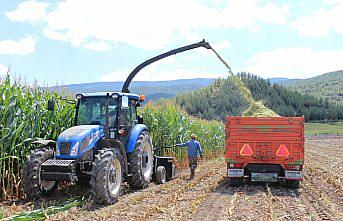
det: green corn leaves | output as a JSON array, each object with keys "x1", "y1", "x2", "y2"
[
  {"x1": 0, "y1": 75, "x2": 74, "y2": 200},
  {"x1": 140, "y1": 101, "x2": 225, "y2": 161}
]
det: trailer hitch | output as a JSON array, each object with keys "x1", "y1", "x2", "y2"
[{"x1": 122, "y1": 39, "x2": 212, "y2": 93}]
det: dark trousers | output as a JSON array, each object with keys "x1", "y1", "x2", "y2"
[{"x1": 188, "y1": 157, "x2": 198, "y2": 179}]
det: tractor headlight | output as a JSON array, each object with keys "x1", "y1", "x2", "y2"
[{"x1": 70, "y1": 141, "x2": 80, "y2": 156}]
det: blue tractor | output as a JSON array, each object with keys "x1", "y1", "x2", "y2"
[{"x1": 22, "y1": 40, "x2": 211, "y2": 204}]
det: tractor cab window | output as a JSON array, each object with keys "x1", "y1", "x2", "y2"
[
  {"x1": 119, "y1": 99, "x2": 136, "y2": 126},
  {"x1": 77, "y1": 97, "x2": 118, "y2": 126}
]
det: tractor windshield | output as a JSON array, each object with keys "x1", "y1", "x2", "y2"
[{"x1": 77, "y1": 97, "x2": 118, "y2": 127}]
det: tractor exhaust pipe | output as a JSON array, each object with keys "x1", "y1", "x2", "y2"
[{"x1": 121, "y1": 39, "x2": 211, "y2": 93}]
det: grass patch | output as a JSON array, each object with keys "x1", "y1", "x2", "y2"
[{"x1": 305, "y1": 121, "x2": 343, "y2": 135}]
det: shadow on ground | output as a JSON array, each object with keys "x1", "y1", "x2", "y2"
[{"x1": 214, "y1": 178, "x2": 301, "y2": 198}]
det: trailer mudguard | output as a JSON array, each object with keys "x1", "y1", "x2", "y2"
[{"x1": 125, "y1": 124, "x2": 148, "y2": 153}]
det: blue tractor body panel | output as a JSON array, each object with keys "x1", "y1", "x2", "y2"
[
  {"x1": 56, "y1": 125, "x2": 105, "y2": 159},
  {"x1": 56, "y1": 124, "x2": 148, "y2": 158},
  {"x1": 125, "y1": 124, "x2": 148, "y2": 153}
]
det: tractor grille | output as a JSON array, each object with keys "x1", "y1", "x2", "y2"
[
  {"x1": 42, "y1": 159, "x2": 74, "y2": 166},
  {"x1": 59, "y1": 142, "x2": 72, "y2": 155}
]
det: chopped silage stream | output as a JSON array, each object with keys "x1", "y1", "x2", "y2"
[{"x1": 210, "y1": 48, "x2": 280, "y2": 117}]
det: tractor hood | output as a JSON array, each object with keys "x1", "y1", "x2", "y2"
[{"x1": 56, "y1": 125, "x2": 105, "y2": 159}]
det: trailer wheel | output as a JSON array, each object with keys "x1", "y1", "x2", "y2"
[
  {"x1": 156, "y1": 166, "x2": 167, "y2": 184},
  {"x1": 228, "y1": 177, "x2": 243, "y2": 187},
  {"x1": 22, "y1": 147, "x2": 58, "y2": 200},
  {"x1": 90, "y1": 148, "x2": 123, "y2": 204},
  {"x1": 286, "y1": 180, "x2": 300, "y2": 189},
  {"x1": 127, "y1": 131, "x2": 153, "y2": 189}
]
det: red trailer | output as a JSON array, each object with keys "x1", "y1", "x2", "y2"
[{"x1": 226, "y1": 116, "x2": 304, "y2": 188}]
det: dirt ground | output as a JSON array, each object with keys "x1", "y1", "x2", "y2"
[{"x1": 1, "y1": 136, "x2": 343, "y2": 221}]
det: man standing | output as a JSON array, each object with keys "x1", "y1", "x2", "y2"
[{"x1": 176, "y1": 134, "x2": 204, "y2": 180}]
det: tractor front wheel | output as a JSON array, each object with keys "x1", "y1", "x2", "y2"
[
  {"x1": 90, "y1": 148, "x2": 123, "y2": 204},
  {"x1": 127, "y1": 131, "x2": 153, "y2": 189},
  {"x1": 22, "y1": 147, "x2": 58, "y2": 200}
]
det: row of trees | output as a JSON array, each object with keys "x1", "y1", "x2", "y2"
[{"x1": 176, "y1": 72, "x2": 343, "y2": 122}]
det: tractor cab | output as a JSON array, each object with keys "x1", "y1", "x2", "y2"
[
  {"x1": 75, "y1": 92, "x2": 143, "y2": 138},
  {"x1": 55, "y1": 92, "x2": 144, "y2": 160}
]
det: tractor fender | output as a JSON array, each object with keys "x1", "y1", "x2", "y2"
[
  {"x1": 32, "y1": 139, "x2": 56, "y2": 148},
  {"x1": 126, "y1": 124, "x2": 148, "y2": 153}
]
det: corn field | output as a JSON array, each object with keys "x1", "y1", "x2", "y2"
[
  {"x1": 0, "y1": 76, "x2": 224, "y2": 200},
  {"x1": 0, "y1": 75, "x2": 74, "y2": 200},
  {"x1": 141, "y1": 101, "x2": 224, "y2": 164}
]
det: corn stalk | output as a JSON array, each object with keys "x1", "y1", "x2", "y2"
[
  {"x1": 140, "y1": 101, "x2": 224, "y2": 162},
  {"x1": 0, "y1": 75, "x2": 74, "y2": 200}
]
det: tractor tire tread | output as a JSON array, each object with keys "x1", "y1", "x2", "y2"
[
  {"x1": 127, "y1": 131, "x2": 153, "y2": 189},
  {"x1": 90, "y1": 148, "x2": 123, "y2": 205},
  {"x1": 22, "y1": 147, "x2": 55, "y2": 200}
]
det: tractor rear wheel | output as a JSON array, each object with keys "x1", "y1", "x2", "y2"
[
  {"x1": 127, "y1": 131, "x2": 153, "y2": 189},
  {"x1": 22, "y1": 147, "x2": 58, "y2": 200},
  {"x1": 90, "y1": 148, "x2": 123, "y2": 204}
]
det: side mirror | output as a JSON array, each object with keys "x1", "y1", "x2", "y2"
[
  {"x1": 137, "y1": 115, "x2": 143, "y2": 124},
  {"x1": 47, "y1": 99, "x2": 55, "y2": 111}
]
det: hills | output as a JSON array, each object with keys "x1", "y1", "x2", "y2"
[
  {"x1": 268, "y1": 77, "x2": 291, "y2": 84},
  {"x1": 176, "y1": 72, "x2": 343, "y2": 122},
  {"x1": 280, "y1": 70, "x2": 343, "y2": 104},
  {"x1": 50, "y1": 78, "x2": 215, "y2": 102},
  {"x1": 50, "y1": 70, "x2": 343, "y2": 110}
]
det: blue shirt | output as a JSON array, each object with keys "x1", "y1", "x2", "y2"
[{"x1": 177, "y1": 140, "x2": 204, "y2": 158}]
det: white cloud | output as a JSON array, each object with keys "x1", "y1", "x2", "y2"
[
  {"x1": 0, "y1": 36, "x2": 36, "y2": 55},
  {"x1": 43, "y1": 28, "x2": 68, "y2": 42},
  {"x1": 0, "y1": 64, "x2": 9, "y2": 75},
  {"x1": 83, "y1": 41, "x2": 110, "y2": 51},
  {"x1": 291, "y1": 2, "x2": 343, "y2": 37},
  {"x1": 212, "y1": 40, "x2": 231, "y2": 51},
  {"x1": 221, "y1": 1, "x2": 289, "y2": 30},
  {"x1": 6, "y1": 0, "x2": 289, "y2": 50},
  {"x1": 5, "y1": 0, "x2": 49, "y2": 24},
  {"x1": 100, "y1": 68, "x2": 131, "y2": 82},
  {"x1": 244, "y1": 47, "x2": 343, "y2": 78}
]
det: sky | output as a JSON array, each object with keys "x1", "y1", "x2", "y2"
[{"x1": 0, "y1": 0, "x2": 343, "y2": 85}]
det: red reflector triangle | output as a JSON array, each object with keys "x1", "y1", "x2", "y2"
[
  {"x1": 276, "y1": 144, "x2": 290, "y2": 157},
  {"x1": 240, "y1": 144, "x2": 253, "y2": 156}
]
